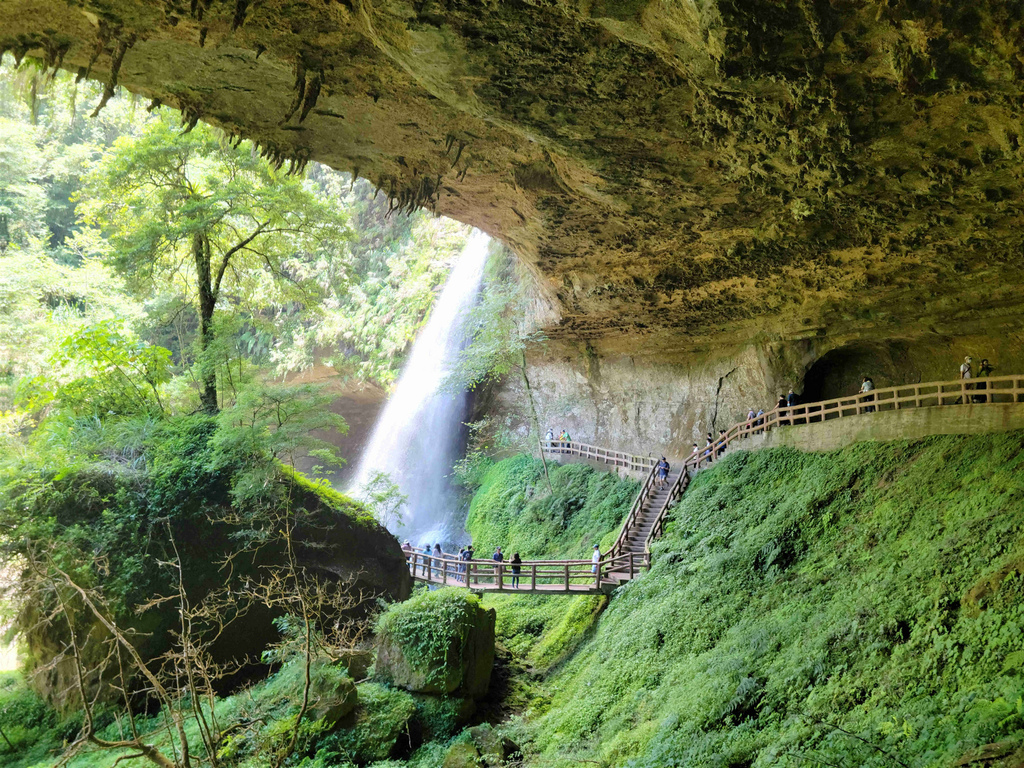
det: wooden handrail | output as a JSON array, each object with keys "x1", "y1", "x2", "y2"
[{"x1": 421, "y1": 373, "x2": 1024, "y2": 594}]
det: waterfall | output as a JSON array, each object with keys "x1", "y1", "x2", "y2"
[{"x1": 350, "y1": 229, "x2": 490, "y2": 545}]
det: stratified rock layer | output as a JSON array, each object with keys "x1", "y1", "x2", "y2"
[{"x1": 4, "y1": 1, "x2": 1024, "y2": 352}]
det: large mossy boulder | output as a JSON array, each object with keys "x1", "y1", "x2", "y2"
[{"x1": 374, "y1": 589, "x2": 495, "y2": 698}]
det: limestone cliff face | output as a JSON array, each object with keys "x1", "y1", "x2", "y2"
[
  {"x1": 495, "y1": 330, "x2": 1024, "y2": 459},
  {"x1": 4, "y1": 0, "x2": 1024, "y2": 355}
]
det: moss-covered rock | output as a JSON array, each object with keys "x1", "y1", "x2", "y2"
[
  {"x1": 308, "y1": 668, "x2": 358, "y2": 727},
  {"x1": 375, "y1": 589, "x2": 495, "y2": 698},
  {"x1": 441, "y1": 725, "x2": 521, "y2": 768}
]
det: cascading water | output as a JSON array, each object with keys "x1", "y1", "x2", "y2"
[{"x1": 350, "y1": 229, "x2": 490, "y2": 545}]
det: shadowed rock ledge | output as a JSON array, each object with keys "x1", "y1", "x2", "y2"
[{"x1": 3, "y1": 1, "x2": 1024, "y2": 352}]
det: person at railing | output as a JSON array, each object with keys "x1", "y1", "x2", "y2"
[
  {"x1": 787, "y1": 388, "x2": 797, "y2": 408},
  {"x1": 545, "y1": 427, "x2": 554, "y2": 449},
  {"x1": 559, "y1": 429, "x2": 571, "y2": 453},
  {"x1": 462, "y1": 544, "x2": 474, "y2": 584},
  {"x1": 975, "y1": 359, "x2": 994, "y2": 403},
  {"x1": 431, "y1": 543, "x2": 443, "y2": 579},
  {"x1": 703, "y1": 434, "x2": 713, "y2": 460},
  {"x1": 746, "y1": 407, "x2": 755, "y2": 426},
  {"x1": 755, "y1": 408, "x2": 765, "y2": 432},
  {"x1": 716, "y1": 429, "x2": 727, "y2": 457},
  {"x1": 691, "y1": 443, "x2": 700, "y2": 460},
  {"x1": 591, "y1": 544, "x2": 601, "y2": 575},
  {"x1": 777, "y1": 393, "x2": 789, "y2": 425},
  {"x1": 860, "y1": 376, "x2": 875, "y2": 412},
  {"x1": 492, "y1": 546, "x2": 504, "y2": 579},
  {"x1": 511, "y1": 552, "x2": 522, "y2": 588},
  {"x1": 655, "y1": 456, "x2": 670, "y2": 487}
]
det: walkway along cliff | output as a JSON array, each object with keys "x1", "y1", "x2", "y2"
[{"x1": 406, "y1": 373, "x2": 1024, "y2": 594}]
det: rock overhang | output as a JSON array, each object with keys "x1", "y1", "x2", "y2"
[{"x1": 3, "y1": 0, "x2": 1024, "y2": 355}]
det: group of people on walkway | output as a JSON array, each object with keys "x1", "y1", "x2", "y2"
[
  {"x1": 402, "y1": 541, "x2": 528, "y2": 588},
  {"x1": 544, "y1": 428, "x2": 573, "y2": 452},
  {"x1": 959, "y1": 356, "x2": 996, "y2": 403}
]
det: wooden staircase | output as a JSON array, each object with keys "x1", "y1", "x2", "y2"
[{"x1": 602, "y1": 468, "x2": 683, "y2": 587}]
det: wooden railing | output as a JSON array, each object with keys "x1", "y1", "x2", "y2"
[
  {"x1": 541, "y1": 439, "x2": 657, "y2": 472},
  {"x1": 417, "y1": 373, "x2": 1024, "y2": 594},
  {"x1": 405, "y1": 549, "x2": 648, "y2": 593},
  {"x1": 606, "y1": 460, "x2": 661, "y2": 560},
  {"x1": 684, "y1": 373, "x2": 1024, "y2": 472}
]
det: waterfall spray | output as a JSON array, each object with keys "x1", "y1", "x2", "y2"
[{"x1": 350, "y1": 230, "x2": 490, "y2": 545}]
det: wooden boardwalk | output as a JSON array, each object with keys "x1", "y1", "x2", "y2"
[{"x1": 408, "y1": 373, "x2": 1024, "y2": 593}]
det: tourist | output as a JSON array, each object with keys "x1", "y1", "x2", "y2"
[
  {"x1": 457, "y1": 546, "x2": 466, "y2": 581},
  {"x1": 492, "y1": 546, "x2": 504, "y2": 584},
  {"x1": 656, "y1": 456, "x2": 669, "y2": 487},
  {"x1": 432, "y1": 543, "x2": 443, "y2": 579},
  {"x1": 703, "y1": 434, "x2": 713, "y2": 460},
  {"x1": 755, "y1": 408, "x2": 765, "y2": 433},
  {"x1": 560, "y1": 429, "x2": 572, "y2": 452},
  {"x1": 975, "y1": 358, "x2": 994, "y2": 403},
  {"x1": 545, "y1": 427, "x2": 554, "y2": 447},
  {"x1": 860, "y1": 376, "x2": 875, "y2": 412},
  {"x1": 462, "y1": 544, "x2": 474, "y2": 584},
  {"x1": 787, "y1": 388, "x2": 798, "y2": 421},
  {"x1": 746, "y1": 407, "x2": 755, "y2": 429},
  {"x1": 691, "y1": 443, "x2": 699, "y2": 458},
  {"x1": 777, "y1": 393, "x2": 788, "y2": 425},
  {"x1": 716, "y1": 430, "x2": 727, "y2": 457},
  {"x1": 960, "y1": 356, "x2": 974, "y2": 404},
  {"x1": 591, "y1": 544, "x2": 601, "y2": 575},
  {"x1": 511, "y1": 552, "x2": 522, "y2": 588}
]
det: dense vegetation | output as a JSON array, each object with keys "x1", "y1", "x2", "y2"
[{"x1": 515, "y1": 432, "x2": 1024, "y2": 767}]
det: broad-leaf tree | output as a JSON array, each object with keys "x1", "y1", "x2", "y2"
[{"x1": 80, "y1": 116, "x2": 351, "y2": 411}]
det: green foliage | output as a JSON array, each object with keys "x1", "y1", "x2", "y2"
[
  {"x1": 359, "y1": 471, "x2": 408, "y2": 530},
  {"x1": 465, "y1": 454, "x2": 638, "y2": 560},
  {"x1": 316, "y1": 683, "x2": 417, "y2": 764},
  {"x1": 513, "y1": 432, "x2": 1024, "y2": 768},
  {"x1": 0, "y1": 672, "x2": 55, "y2": 758},
  {"x1": 375, "y1": 590, "x2": 485, "y2": 686},
  {"x1": 19, "y1": 320, "x2": 171, "y2": 417}
]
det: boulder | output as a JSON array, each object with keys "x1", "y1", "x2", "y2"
[
  {"x1": 442, "y1": 725, "x2": 521, "y2": 768},
  {"x1": 308, "y1": 671, "x2": 358, "y2": 727},
  {"x1": 375, "y1": 590, "x2": 495, "y2": 699}
]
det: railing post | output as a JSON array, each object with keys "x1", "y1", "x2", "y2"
[
  {"x1": 629, "y1": 554, "x2": 634, "y2": 580},
  {"x1": 595, "y1": 560, "x2": 602, "y2": 590},
  {"x1": 531, "y1": 564, "x2": 537, "y2": 590},
  {"x1": 564, "y1": 564, "x2": 570, "y2": 592},
  {"x1": 497, "y1": 563, "x2": 503, "y2": 590},
  {"x1": 442, "y1": 559, "x2": 448, "y2": 585}
]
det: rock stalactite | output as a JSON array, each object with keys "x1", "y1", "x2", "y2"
[{"x1": 3, "y1": 1, "x2": 1024, "y2": 353}]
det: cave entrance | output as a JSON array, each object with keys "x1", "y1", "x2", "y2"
[{"x1": 801, "y1": 341, "x2": 914, "y2": 403}]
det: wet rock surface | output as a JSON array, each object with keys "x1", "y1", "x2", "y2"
[{"x1": 4, "y1": 1, "x2": 1024, "y2": 350}]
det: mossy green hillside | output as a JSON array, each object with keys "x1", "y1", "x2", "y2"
[
  {"x1": 465, "y1": 456, "x2": 639, "y2": 560},
  {"x1": 516, "y1": 432, "x2": 1024, "y2": 767},
  {"x1": 463, "y1": 457, "x2": 636, "y2": 671}
]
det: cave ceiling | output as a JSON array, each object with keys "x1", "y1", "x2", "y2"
[{"x1": 3, "y1": 0, "x2": 1024, "y2": 356}]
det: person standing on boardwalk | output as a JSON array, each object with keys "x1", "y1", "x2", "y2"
[
  {"x1": 492, "y1": 546, "x2": 504, "y2": 585},
  {"x1": 975, "y1": 359, "x2": 994, "y2": 403},
  {"x1": 777, "y1": 393, "x2": 788, "y2": 425},
  {"x1": 960, "y1": 356, "x2": 973, "y2": 404},
  {"x1": 591, "y1": 544, "x2": 601, "y2": 575},
  {"x1": 462, "y1": 545, "x2": 474, "y2": 585},
  {"x1": 432, "y1": 543, "x2": 443, "y2": 579},
  {"x1": 511, "y1": 553, "x2": 522, "y2": 588},
  {"x1": 860, "y1": 376, "x2": 875, "y2": 412}
]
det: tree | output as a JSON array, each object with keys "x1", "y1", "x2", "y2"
[
  {"x1": 359, "y1": 470, "x2": 408, "y2": 530},
  {"x1": 80, "y1": 116, "x2": 351, "y2": 412}
]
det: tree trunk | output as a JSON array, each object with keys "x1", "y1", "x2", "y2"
[
  {"x1": 520, "y1": 351, "x2": 553, "y2": 494},
  {"x1": 193, "y1": 232, "x2": 218, "y2": 413}
]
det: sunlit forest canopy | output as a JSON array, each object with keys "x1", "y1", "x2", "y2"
[{"x1": 0, "y1": 54, "x2": 472, "y2": 426}]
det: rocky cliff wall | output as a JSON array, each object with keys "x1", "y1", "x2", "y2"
[{"x1": 495, "y1": 327, "x2": 1024, "y2": 459}]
